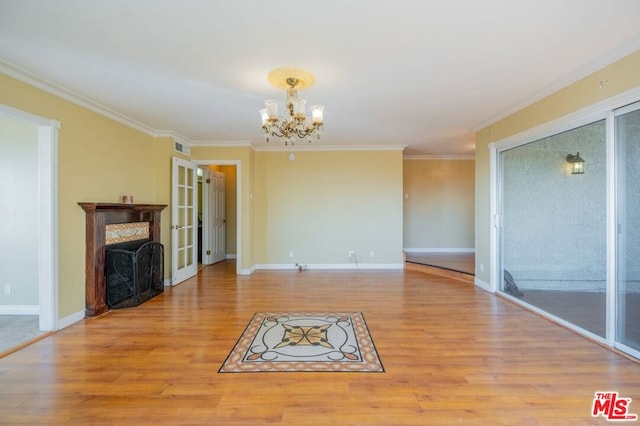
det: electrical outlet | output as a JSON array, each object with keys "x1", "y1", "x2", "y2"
[
  {"x1": 348, "y1": 250, "x2": 355, "y2": 257},
  {"x1": 369, "y1": 251, "x2": 375, "y2": 258},
  {"x1": 479, "y1": 263, "x2": 484, "y2": 273},
  {"x1": 289, "y1": 250, "x2": 294, "y2": 258},
  {"x1": 4, "y1": 284, "x2": 11, "y2": 295}
]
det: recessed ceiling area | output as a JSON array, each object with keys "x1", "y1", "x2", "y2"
[{"x1": 1, "y1": 0, "x2": 639, "y2": 155}]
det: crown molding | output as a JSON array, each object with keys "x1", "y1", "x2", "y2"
[
  {"x1": 253, "y1": 144, "x2": 407, "y2": 152},
  {"x1": 154, "y1": 130, "x2": 195, "y2": 146},
  {"x1": 0, "y1": 59, "x2": 168, "y2": 138},
  {"x1": 403, "y1": 154, "x2": 475, "y2": 160},
  {"x1": 192, "y1": 141, "x2": 407, "y2": 152},
  {"x1": 2, "y1": 59, "x2": 199, "y2": 145},
  {"x1": 489, "y1": 84, "x2": 640, "y2": 152},
  {"x1": 190, "y1": 140, "x2": 255, "y2": 148},
  {"x1": 473, "y1": 41, "x2": 640, "y2": 132}
]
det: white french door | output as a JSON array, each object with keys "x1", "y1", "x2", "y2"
[{"x1": 171, "y1": 157, "x2": 198, "y2": 285}]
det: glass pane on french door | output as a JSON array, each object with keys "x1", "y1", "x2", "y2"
[
  {"x1": 500, "y1": 120, "x2": 607, "y2": 337},
  {"x1": 616, "y1": 104, "x2": 640, "y2": 354}
]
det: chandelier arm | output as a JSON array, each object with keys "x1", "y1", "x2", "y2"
[
  {"x1": 270, "y1": 130, "x2": 287, "y2": 138},
  {"x1": 295, "y1": 128, "x2": 312, "y2": 139},
  {"x1": 264, "y1": 125, "x2": 287, "y2": 138}
]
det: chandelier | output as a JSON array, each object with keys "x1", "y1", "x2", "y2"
[{"x1": 259, "y1": 68, "x2": 324, "y2": 146}]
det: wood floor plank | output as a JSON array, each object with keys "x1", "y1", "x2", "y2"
[{"x1": 0, "y1": 261, "x2": 638, "y2": 424}]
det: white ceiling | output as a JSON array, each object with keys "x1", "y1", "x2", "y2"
[{"x1": 1, "y1": 0, "x2": 640, "y2": 155}]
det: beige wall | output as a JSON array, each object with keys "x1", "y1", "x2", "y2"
[
  {"x1": 191, "y1": 147, "x2": 404, "y2": 268},
  {"x1": 252, "y1": 150, "x2": 404, "y2": 265},
  {"x1": 403, "y1": 159, "x2": 474, "y2": 250},
  {"x1": 153, "y1": 137, "x2": 187, "y2": 278},
  {"x1": 475, "y1": 50, "x2": 640, "y2": 285},
  {"x1": 1, "y1": 73, "x2": 174, "y2": 318}
]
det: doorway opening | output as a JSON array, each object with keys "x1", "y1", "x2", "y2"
[
  {"x1": 0, "y1": 104, "x2": 59, "y2": 354},
  {"x1": 196, "y1": 160, "x2": 241, "y2": 275}
]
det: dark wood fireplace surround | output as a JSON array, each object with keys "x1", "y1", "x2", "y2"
[{"x1": 78, "y1": 202, "x2": 167, "y2": 317}]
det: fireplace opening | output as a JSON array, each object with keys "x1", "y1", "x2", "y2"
[{"x1": 105, "y1": 239, "x2": 164, "y2": 309}]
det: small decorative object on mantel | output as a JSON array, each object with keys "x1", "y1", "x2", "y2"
[{"x1": 122, "y1": 195, "x2": 133, "y2": 204}]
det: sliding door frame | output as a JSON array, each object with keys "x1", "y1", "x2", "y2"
[
  {"x1": 489, "y1": 86, "x2": 640, "y2": 354},
  {"x1": 612, "y1": 101, "x2": 640, "y2": 358}
]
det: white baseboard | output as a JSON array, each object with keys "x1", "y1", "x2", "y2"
[
  {"x1": 311, "y1": 263, "x2": 404, "y2": 270},
  {"x1": 163, "y1": 278, "x2": 172, "y2": 286},
  {"x1": 253, "y1": 263, "x2": 405, "y2": 270},
  {"x1": 57, "y1": 309, "x2": 84, "y2": 330},
  {"x1": 403, "y1": 248, "x2": 475, "y2": 253},
  {"x1": 474, "y1": 278, "x2": 491, "y2": 292},
  {"x1": 226, "y1": 254, "x2": 237, "y2": 259},
  {"x1": 238, "y1": 265, "x2": 256, "y2": 275},
  {"x1": 0, "y1": 305, "x2": 40, "y2": 315},
  {"x1": 253, "y1": 264, "x2": 296, "y2": 270},
  {"x1": 199, "y1": 261, "x2": 405, "y2": 275}
]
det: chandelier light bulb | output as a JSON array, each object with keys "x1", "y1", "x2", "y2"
[
  {"x1": 265, "y1": 100, "x2": 278, "y2": 120},
  {"x1": 259, "y1": 109, "x2": 269, "y2": 126},
  {"x1": 310, "y1": 105, "x2": 324, "y2": 124},
  {"x1": 293, "y1": 99, "x2": 306, "y2": 119}
]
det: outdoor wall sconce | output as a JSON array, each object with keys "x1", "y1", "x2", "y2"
[{"x1": 566, "y1": 152, "x2": 585, "y2": 174}]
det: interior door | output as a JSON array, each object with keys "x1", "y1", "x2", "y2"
[
  {"x1": 210, "y1": 170, "x2": 227, "y2": 263},
  {"x1": 171, "y1": 157, "x2": 198, "y2": 285}
]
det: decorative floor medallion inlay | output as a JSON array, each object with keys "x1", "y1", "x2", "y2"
[{"x1": 219, "y1": 312, "x2": 384, "y2": 373}]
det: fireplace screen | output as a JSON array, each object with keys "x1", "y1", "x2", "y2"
[{"x1": 105, "y1": 239, "x2": 164, "y2": 308}]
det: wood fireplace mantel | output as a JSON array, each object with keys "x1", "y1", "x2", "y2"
[{"x1": 78, "y1": 202, "x2": 167, "y2": 317}]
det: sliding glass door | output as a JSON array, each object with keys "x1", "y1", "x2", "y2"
[
  {"x1": 615, "y1": 103, "x2": 640, "y2": 357},
  {"x1": 500, "y1": 120, "x2": 607, "y2": 338},
  {"x1": 497, "y1": 98, "x2": 640, "y2": 359}
]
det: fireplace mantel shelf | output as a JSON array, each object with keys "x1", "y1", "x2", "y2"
[
  {"x1": 78, "y1": 202, "x2": 167, "y2": 317},
  {"x1": 79, "y1": 202, "x2": 167, "y2": 212}
]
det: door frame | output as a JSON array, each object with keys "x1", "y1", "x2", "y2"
[
  {"x1": 0, "y1": 104, "x2": 60, "y2": 331},
  {"x1": 195, "y1": 160, "x2": 242, "y2": 274}
]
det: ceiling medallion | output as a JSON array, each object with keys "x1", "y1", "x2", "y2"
[{"x1": 259, "y1": 67, "x2": 324, "y2": 146}]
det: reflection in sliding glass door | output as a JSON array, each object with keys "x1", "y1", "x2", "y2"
[
  {"x1": 615, "y1": 103, "x2": 640, "y2": 357},
  {"x1": 500, "y1": 120, "x2": 607, "y2": 338}
]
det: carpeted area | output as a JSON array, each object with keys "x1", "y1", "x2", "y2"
[{"x1": 219, "y1": 312, "x2": 384, "y2": 373}]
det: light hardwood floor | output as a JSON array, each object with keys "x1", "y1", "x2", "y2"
[{"x1": 0, "y1": 260, "x2": 638, "y2": 425}]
